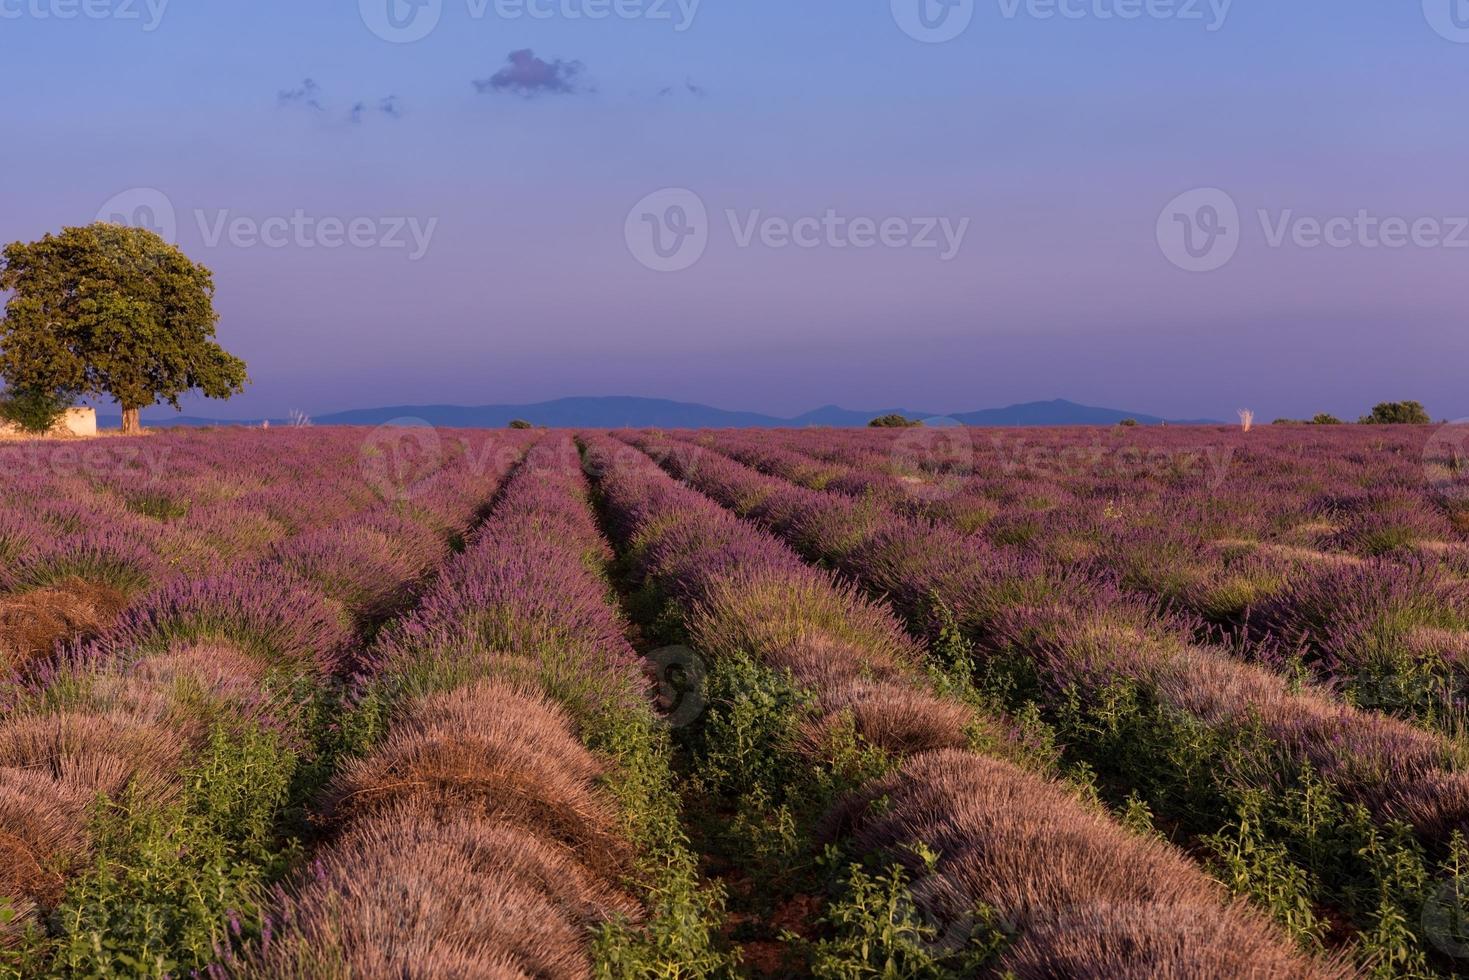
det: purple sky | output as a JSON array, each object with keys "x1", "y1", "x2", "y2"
[{"x1": 2, "y1": 1, "x2": 1466, "y2": 421}]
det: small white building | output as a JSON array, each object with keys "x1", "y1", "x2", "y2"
[{"x1": 0, "y1": 406, "x2": 97, "y2": 438}]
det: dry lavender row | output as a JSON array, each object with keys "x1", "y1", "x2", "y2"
[
  {"x1": 585, "y1": 434, "x2": 1337, "y2": 978},
  {"x1": 0, "y1": 429, "x2": 526, "y2": 977},
  {"x1": 637, "y1": 429, "x2": 1469, "y2": 974},
  {"x1": 223, "y1": 435, "x2": 726, "y2": 977}
]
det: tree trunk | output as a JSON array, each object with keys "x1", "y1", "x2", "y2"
[{"x1": 121, "y1": 407, "x2": 141, "y2": 435}]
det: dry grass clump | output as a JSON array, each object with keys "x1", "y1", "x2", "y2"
[
  {"x1": 0, "y1": 578, "x2": 129, "y2": 672},
  {"x1": 323, "y1": 679, "x2": 632, "y2": 882},
  {"x1": 827, "y1": 750, "x2": 1349, "y2": 980},
  {"x1": 0, "y1": 710, "x2": 183, "y2": 940},
  {"x1": 242, "y1": 808, "x2": 639, "y2": 980}
]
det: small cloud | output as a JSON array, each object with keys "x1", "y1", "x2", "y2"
[
  {"x1": 474, "y1": 49, "x2": 586, "y2": 97},
  {"x1": 278, "y1": 78, "x2": 325, "y2": 112},
  {"x1": 346, "y1": 96, "x2": 403, "y2": 125},
  {"x1": 659, "y1": 77, "x2": 707, "y2": 99}
]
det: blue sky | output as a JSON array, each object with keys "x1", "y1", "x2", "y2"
[{"x1": 2, "y1": 0, "x2": 1467, "y2": 420}]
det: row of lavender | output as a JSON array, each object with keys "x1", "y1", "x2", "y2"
[
  {"x1": 221, "y1": 435, "x2": 725, "y2": 977},
  {"x1": 584, "y1": 435, "x2": 1336, "y2": 977},
  {"x1": 725, "y1": 426, "x2": 1469, "y2": 733},
  {"x1": 638, "y1": 429, "x2": 1469, "y2": 974},
  {"x1": 0, "y1": 430, "x2": 396, "y2": 672},
  {"x1": 1, "y1": 428, "x2": 525, "y2": 976}
]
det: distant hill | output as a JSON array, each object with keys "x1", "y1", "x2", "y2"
[{"x1": 104, "y1": 396, "x2": 1220, "y2": 430}]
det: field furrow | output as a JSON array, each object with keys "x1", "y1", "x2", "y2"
[
  {"x1": 220, "y1": 435, "x2": 728, "y2": 978},
  {"x1": 584, "y1": 434, "x2": 1339, "y2": 978},
  {"x1": 631, "y1": 428, "x2": 1469, "y2": 973}
]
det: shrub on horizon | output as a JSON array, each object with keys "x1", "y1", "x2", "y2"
[
  {"x1": 1360, "y1": 400, "x2": 1431, "y2": 425},
  {"x1": 508, "y1": 419, "x2": 534, "y2": 430},
  {"x1": 1310, "y1": 413, "x2": 1343, "y2": 425},
  {"x1": 868, "y1": 414, "x2": 921, "y2": 428}
]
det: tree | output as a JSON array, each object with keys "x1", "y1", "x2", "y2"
[
  {"x1": 508, "y1": 419, "x2": 534, "y2": 430},
  {"x1": 869, "y1": 414, "x2": 921, "y2": 428},
  {"x1": 1310, "y1": 413, "x2": 1343, "y2": 425},
  {"x1": 0, "y1": 223, "x2": 248, "y2": 434},
  {"x1": 0, "y1": 386, "x2": 74, "y2": 434},
  {"x1": 1360, "y1": 401, "x2": 1431, "y2": 425}
]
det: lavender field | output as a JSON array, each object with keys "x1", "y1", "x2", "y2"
[{"x1": 3, "y1": 424, "x2": 1469, "y2": 978}]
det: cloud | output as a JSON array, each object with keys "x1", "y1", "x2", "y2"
[
  {"x1": 473, "y1": 50, "x2": 587, "y2": 97},
  {"x1": 278, "y1": 78, "x2": 325, "y2": 112},
  {"x1": 280, "y1": 80, "x2": 402, "y2": 125},
  {"x1": 347, "y1": 96, "x2": 403, "y2": 125},
  {"x1": 659, "y1": 77, "x2": 707, "y2": 99}
]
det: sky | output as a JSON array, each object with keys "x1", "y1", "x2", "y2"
[{"x1": 1, "y1": 0, "x2": 1466, "y2": 422}]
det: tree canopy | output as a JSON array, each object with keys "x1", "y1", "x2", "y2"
[
  {"x1": 0, "y1": 223, "x2": 247, "y2": 433},
  {"x1": 1360, "y1": 401, "x2": 1431, "y2": 425},
  {"x1": 868, "y1": 413, "x2": 922, "y2": 428}
]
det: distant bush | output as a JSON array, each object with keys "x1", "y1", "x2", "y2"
[
  {"x1": 0, "y1": 387, "x2": 74, "y2": 434},
  {"x1": 868, "y1": 414, "x2": 921, "y2": 428},
  {"x1": 1118, "y1": 418, "x2": 1139, "y2": 428},
  {"x1": 1310, "y1": 413, "x2": 1343, "y2": 425},
  {"x1": 508, "y1": 419, "x2": 534, "y2": 430},
  {"x1": 1271, "y1": 418, "x2": 1302, "y2": 425},
  {"x1": 1360, "y1": 401, "x2": 1430, "y2": 425}
]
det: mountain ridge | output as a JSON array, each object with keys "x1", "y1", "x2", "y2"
[{"x1": 101, "y1": 396, "x2": 1222, "y2": 429}]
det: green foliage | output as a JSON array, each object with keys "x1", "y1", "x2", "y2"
[
  {"x1": 868, "y1": 414, "x2": 922, "y2": 428},
  {"x1": 0, "y1": 223, "x2": 248, "y2": 417},
  {"x1": 18, "y1": 724, "x2": 299, "y2": 979},
  {"x1": 1118, "y1": 418, "x2": 1139, "y2": 427},
  {"x1": 1360, "y1": 401, "x2": 1431, "y2": 425},
  {"x1": 508, "y1": 419, "x2": 534, "y2": 429},
  {"x1": 803, "y1": 847, "x2": 1009, "y2": 979},
  {"x1": 1311, "y1": 413, "x2": 1344, "y2": 425},
  {"x1": 0, "y1": 386, "x2": 74, "y2": 433},
  {"x1": 977, "y1": 660, "x2": 1469, "y2": 972}
]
